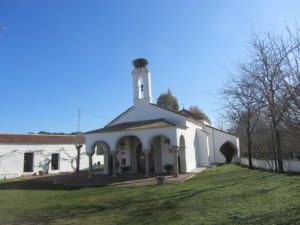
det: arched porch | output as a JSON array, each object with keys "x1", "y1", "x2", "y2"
[
  {"x1": 87, "y1": 127, "x2": 186, "y2": 178},
  {"x1": 88, "y1": 141, "x2": 110, "y2": 178},
  {"x1": 114, "y1": 135, "x2": 142, "y2": 176}
]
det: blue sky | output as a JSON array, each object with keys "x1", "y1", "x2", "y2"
[{"x1": 0, "y1": 0, "x2": 299, "y2": 133}]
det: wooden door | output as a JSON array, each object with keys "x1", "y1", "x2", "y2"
[{"x1": 24, "y1": 153, "x2": 34, "y2": 172}]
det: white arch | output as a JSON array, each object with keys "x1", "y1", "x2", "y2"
[
  {"x1": 179, "y1": 135, "x2": 185, "y2": 148},
  {"x1": 114, "y1": 133, "x2": 144, "y2": 151},
  {"x1": 146, "y1": 133, "x2": 176, "y2": 149},
  {"x1": 90, "y1": 140, "x2": 110, "y2": 155}
]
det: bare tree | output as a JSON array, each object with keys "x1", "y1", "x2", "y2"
[
  {"x1": 281, "y1": 27, "x2": 300, "y2": 132},
  {"x1": 237, "y1": 28, "x2": 300, "y2": 173},
  {"x1": 220, "y1": 75, "x2": 261, "y2": 169}
]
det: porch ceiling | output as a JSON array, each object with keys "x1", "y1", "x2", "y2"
[{"x1": 85, "y1": 118, "x2": 186, "y2": 134}]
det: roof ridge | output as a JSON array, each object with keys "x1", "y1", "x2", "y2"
[
  {"x1": 106, "y1": 118, "x2": 168, "y2": 126},
  {"x1": 0, "y1": 133, "x2": 80, "y2": 137},
  {"x1": 85, "y1": 118, "x2": 185, "y2": 134},
  {"x1": 105, "y1": 106, "x2": 133, "y2": 127}
]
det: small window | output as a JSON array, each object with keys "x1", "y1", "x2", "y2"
[
  {"x1": 121, "y1": 158, "x2": 126, "y2": 165},
  {"x1": 51, "y1": 153, "x2": 59, "y2": 170},
  {"x1": 24, "y1": 153, "x2": 34, "y2": 172}
]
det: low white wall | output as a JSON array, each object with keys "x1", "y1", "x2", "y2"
[
  {"x1": 240, "y1": 157, "x2": 300, "y2": 172},
  {"x1": 161, "y1": 138, "x2": 174, "y2": 172},
  {"x1": 0, "y1": 143, "x2": 89, "y2": 180},
  {"x1": 203, "y1": 126, "x2": 240, "y2": 164}
]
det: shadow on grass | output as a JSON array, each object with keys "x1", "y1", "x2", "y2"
[
  {"x1": 1, "y1": 173, "x2": 283, "y2": 225},
  {"x1": 0, "y1": 172, "x2": 175, "y2": 190},
  {"x1": 0, "y1": 179, "x2": 80, "y2": 191}
]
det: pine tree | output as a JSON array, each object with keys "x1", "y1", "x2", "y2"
[{"x1": 157, "y1": 89, "x2": 179, "y2": 111}]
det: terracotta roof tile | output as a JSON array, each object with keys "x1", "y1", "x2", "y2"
[
  {"x1": 178, "y1": 109, "x2": 204, "y2": 121},
  {"x1": 85, "y1": 118, "x2": 185, "y2": 134},
  {"x1": 0, "y1": 133, "x2": 85, "y2": 144}
]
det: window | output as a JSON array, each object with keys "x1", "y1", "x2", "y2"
[
  {"x1": 24, "y1": 153, "x2": 34, "y2": 172},
  {"x1": 51, "y1": 153, "x2": 59, "y2": 170}
]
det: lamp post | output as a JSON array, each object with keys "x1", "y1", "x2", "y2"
[{"x1": 267, "y1": 114, "x2": 278, "y2": 172}]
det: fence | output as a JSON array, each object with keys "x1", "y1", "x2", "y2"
[
  {"x1": 240, "y1": 157, "x2": 300, "y2": 172},
  {"x1": 240, "y1": 152, "x2": 300, "y2": 161}
]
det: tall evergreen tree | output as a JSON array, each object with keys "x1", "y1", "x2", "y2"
[{"x1": 157, "y1": 89, "x2": 179, "y2": 111}]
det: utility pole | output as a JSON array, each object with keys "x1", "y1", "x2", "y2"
[
  {"x1": 77, "y1": 108, "x2": 81, "y2": 134},
  {"x1": 75, "y1": 108, "x2": 82, "y2": 174}
]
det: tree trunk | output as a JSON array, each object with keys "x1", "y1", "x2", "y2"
[
  {"x1": 75, "y1": 145, "x2": 82, "y2": 174},
  {"x1": 274, "y1": 127, "x2": 284, "y2": 173},
  {"x1": 246, "y1": 129, "x2": 253, "y2": 169},
  {"x1": 76, "y1": 148, "x2": 80, "y2": 173}
]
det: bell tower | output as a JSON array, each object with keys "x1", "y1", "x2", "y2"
[{"x1": 132, "y1": 58, "x2": 153, "y2": 105}]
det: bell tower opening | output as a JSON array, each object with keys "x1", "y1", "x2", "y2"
[
  {"x1": 132, "y1": 58, "x2": 153, "y2": 105},
  {"x1": 138, "y1": 77, "x2": 145, "y2": 99}
]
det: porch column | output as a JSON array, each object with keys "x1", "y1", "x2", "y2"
[
  {"x1": 111, "y1": 151, "x2": 117, "y2": 177},
  {"x1": 103, "y1": 150, "x2": 109, "y2": 175},
  {"x1": 144, "y1": 149, "x2": 150, "y2": 177},
  {"x1": 87, "y1": 153, "x2": 93, "y2": 179},
  {"x1": 172, "y1": 146, "x2": 179, "y2": 177}
]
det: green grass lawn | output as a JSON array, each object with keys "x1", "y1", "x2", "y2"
[{"x1": 0, "y1": 164, "x2": 299, "y2": 225}]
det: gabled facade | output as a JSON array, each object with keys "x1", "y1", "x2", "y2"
[{"x1": 84, "y1": 59, "x2": 240, "y2": 178}]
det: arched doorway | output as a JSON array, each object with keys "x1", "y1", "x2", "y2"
[
  {"x1": 149, "y1": 135, "x2": 172, "y2": 174},
  {"x1": 135, "y1": 143, "x2": 155, "y2": 173},
  {"x1": 91, "y1": 141, "x2": 110, "y2": 174},
  {"x1": 220, "y1": 141, "x2": 237, "y2": 163},
  {"x1": 115, "y1": 135, "x2": 142, "y2": 174}
]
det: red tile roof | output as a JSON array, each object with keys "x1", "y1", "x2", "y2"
[{"x1": 0, "y1": 133, "x2": 85, "y2": 144}]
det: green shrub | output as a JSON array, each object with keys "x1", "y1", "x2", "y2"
[
  {"x1": 163, "y1": 164, "x2": 173, "y2": 173},
  {"x1": 220, "y1": 141, "x2": 237, "y2": 163},
  {"x1": 121, "y1": 166, "x2": 130, "y2": 173}
]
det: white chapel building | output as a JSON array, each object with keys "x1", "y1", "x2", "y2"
[{"x1": 84, "y1": 59, "x2": 239, "y2": 177}]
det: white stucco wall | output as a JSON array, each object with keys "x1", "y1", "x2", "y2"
[
  {"x1": 240, "y1": 157, "x2": 300, "y2": 172},
  {"x1": 194, "y1": 129, "x2": 210, "y2": 167},
  {"x1": 176, "y1": 120, "x2": 203, "y2": 172},
  {"x1": 204, "y1": 126, "x2": 240, "y2": 164},
  {"x1": 92, "y1": 154, "x2": 104, "y2": 169},
  {"x1": 108, "y1": 103, "x2": 187, "y2": 128},
  {"x1": 160, "y1": 137, "x2": 174, "y2": 172},
  {"x1": 0, "y1": 143, "x2": 88, "y2": 180}
]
